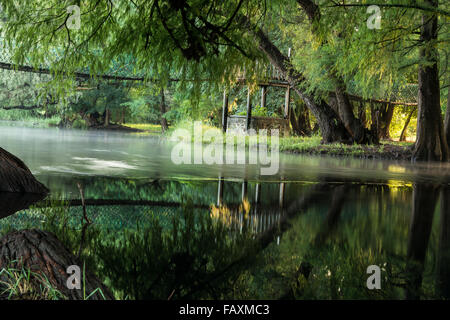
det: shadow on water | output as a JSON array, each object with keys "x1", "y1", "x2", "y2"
[{"x1": 0, "y1": 192, "x2": 46, "y2": 219}]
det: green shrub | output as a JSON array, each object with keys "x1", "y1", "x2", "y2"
[{"x1": 72, "y1": 119, "x2": 88, "y2": 130}]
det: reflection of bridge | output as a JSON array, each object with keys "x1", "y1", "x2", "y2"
[{"x1": 216, "y1": 178, "x2": 287, "y2": 234}]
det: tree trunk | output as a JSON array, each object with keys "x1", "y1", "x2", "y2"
[
  {"x1": 378, "y1": 102, "x2": 395, "y2": 140},
  {"x1": 0, "y1": 147, "x2": 48, "y2": 194},
  {"x1": 412, "y1": 0, "x2": 449, "y2": 161},
  {"x1": 289, "y1": 107, "x2": 302, "y2": 136},
  {"x1": 246, "y1": 23, "x2": 350, "y2": 143},
  {"x1": 160, "y1": 88, "x2": 169, "y2": 133},
  {"x1": 370, "y1": 103, "x2": 380, "y2": 141},
  {"x1": 445, "y1": 89, "x2": 450, "y2": 150},
  {"x1": 104, "y1": 108, "x2": 110, "y2": 127},
  {"x1": 290, "y1": 100, "x2": 311, "y2": 136},
  {"x1": 296, "y1": 0, "x2": 376, "y2": 144},
  {"x1": 120, "y1": 109, "x2": 125, "y2": 124},
  {"x1": 0, "y1": 229, "x2": 114, "y2": 300},
  {"x1": 358, "y1": 101, "x2": 367, "y2": 127},
  {"x1": 399, "y1": 107, "x2": 417, "y2": 142},
  {"x1": 334, "y1": 84, "x2": 376, "y2": 144},
  {"x1": 297, "y1": 103, "x2": 312, "y2": 135}
]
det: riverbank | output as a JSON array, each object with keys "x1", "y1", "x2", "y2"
[
  {"x1": 0, "y1": 119, "x2": 413, "y2": 161},
  {"x1": 279, "y1": 136, "x2": 413, "y2": 161},
  {"x1": 0, "y1": 119, "x2": 162, "y2": 135},
  {"x1": 163, "y1": 122, "x2": 414, "y2": 161}
]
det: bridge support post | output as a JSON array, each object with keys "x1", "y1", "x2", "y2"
[
  {"x1": 255, "y1": 183, "x2": 261, "y2": 204},
  {"x1": 279, "y1": 182, "x2": 285, "y2": 209},
  {"x1": 222, "y1": 90, "x2": 228, "y2": 133},
  {"x1": 242, "y1": 181, "x2": 248, "y2": 202},
  {"x1": 246, "y1": 87, "x2": 252, "y2": 131},
  {"x1": 284, "y1": 86, "x2": 290, "y2": 119},
  {"x1": 261, "y1": 85, "x2": 267, "y2": 109},
  {"x1": 254, "y1": 183, "x2": 261, "y2": 215}
]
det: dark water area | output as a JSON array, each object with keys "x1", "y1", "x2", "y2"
[{"x1": 1, "y1": 124, "x2": 450, "y2": 299}]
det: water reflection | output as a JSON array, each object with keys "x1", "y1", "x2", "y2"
[{"x1": 1, "y1": 176, "x2": 449, "y2": 299}]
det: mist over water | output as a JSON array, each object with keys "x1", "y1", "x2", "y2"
[{"x1": 2, "y1": 124, "x2": 450, "y2": 190}]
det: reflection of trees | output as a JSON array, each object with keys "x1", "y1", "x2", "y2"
[
  {"x1": 250, "y1": 183, "x2": 448, "y2": 299},
  {"x1": 314, "y1": 185, "x2": 348, "y2": 247},
  {"x1": 436, "y1": 186, "x2": 450, "y2": 298},
  {"x1": 4, "y1": 180, "x2": 450, "y2": 300},
  {"x1": 405, "y1": 183, "x2": 438, "y2": 299}
]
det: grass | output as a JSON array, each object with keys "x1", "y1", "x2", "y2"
[
  {"x1": 167, "y1": 120, "x2": 414, "y2": 160},
  {"x1": 124, "y1": 123, "x2": 162, "y2": 132},
  {"x1": 279, "y1": 136, "x2": 413, "y2": 159},
  {"x1": 0, "y1": 262, "x2": 107, "y2": 300},
  {"x1": 123, "y1": 123, "x2": 164, "y2": 136},
  {"x1": 0, "y1": 262, "x2": 65, "y2": 300}
]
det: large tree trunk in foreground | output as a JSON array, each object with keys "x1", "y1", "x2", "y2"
[
  {"x1": 0, "y1": 147, "x2": 48, "y2": 194},
  {"x1": 413, "y1": 1, "x2": 449, "y2": 161},
  {"x1": 0, "y1": 229, "x2": 113, "y2": 300}
]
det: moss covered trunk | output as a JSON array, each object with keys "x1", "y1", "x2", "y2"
[{"x1": 412, "y1": 0, "x2": 449, "y2": 161}]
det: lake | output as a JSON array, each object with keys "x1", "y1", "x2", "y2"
[{"x1": 1, "y1": 123, "x2": 450, "y2": 299}]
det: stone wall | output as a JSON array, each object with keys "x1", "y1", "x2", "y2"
[{"x1": 226, "y1": 115, "x2": 290, "y2": 136}]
